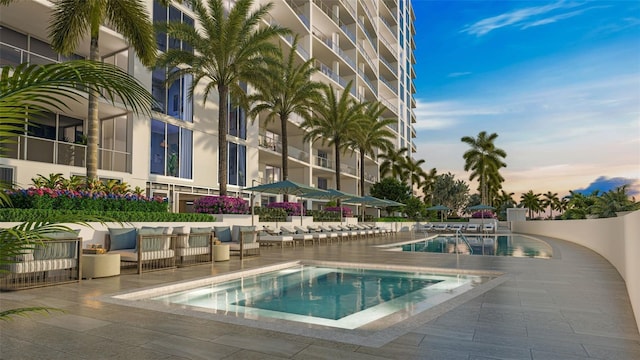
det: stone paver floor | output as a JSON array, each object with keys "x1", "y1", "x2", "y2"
[{"x1": 1, "y1": 232, "x2": 639, "y2": 359}]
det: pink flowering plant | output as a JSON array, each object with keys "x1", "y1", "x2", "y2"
[
  {"x1": 266, "y1": 202, "x2": 302, "y2": 216},
  {"x1": 194, "y1": 196, "x2": 250, "y2": 214},
  {"x1": 471, "y1": 210, "x2": 495, "y2": 219},
  {"x1": 3, "y1": 188, "x2": 167, "y2": 212},
  {"x1": 324, "y1": 206, "x2": 353, "y2": 217}
]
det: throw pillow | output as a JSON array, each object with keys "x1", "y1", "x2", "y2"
[
  {"x1": 214, "y1": 226, "x2": 232, "y2": 243},
  {"x1": 108, "y1": 228, "x2": 137, "y2": 251},
  {"x1": 138, "y1": 226, "x2": 166, "y2": 251}
]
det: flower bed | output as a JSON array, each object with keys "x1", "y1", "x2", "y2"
[{"x1": 194, "y1": 196, "x2": 250, "y2": 214}]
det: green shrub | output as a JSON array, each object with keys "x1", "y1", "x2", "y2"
[{"x1": 0, "y1": 209, "x2": 215, "y2": 222}]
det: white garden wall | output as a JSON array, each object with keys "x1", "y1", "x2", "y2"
[{"x1": 512, "y1": 211, "x2": 640, "y2": 332}]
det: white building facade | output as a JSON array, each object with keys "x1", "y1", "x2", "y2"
[{"x1": 0, "y1": 0, "x2": 416, "y2": 213}]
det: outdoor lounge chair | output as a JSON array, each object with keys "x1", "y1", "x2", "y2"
[
  {"x1": 174, "y1": 226, "x2": 213, "y2": 267},
  {"x1": 310, "y1": 225, "x2": 339, "y2": 244},
  {"x1": 433, "y1": 223, "x2": 448, "y2": 232},
  {"x1": 482, "y1": 223, "x2": 495, "y2": 233},
  {"x1": 106, "y1": 227, "x2": 176, "y2": 274},
  {"x1": 257, "y1": 227, "x2": 294, "y2": 247},
  {"x1": 294, "y1": 226, "x2": 327, "y2": 244},
  {"x1": 450, "y1": 224, "x2": 464, "y2": 232},
  {"x1": 320, "y1": 225, "x2": 349, "y2": 242},
  {"x1": 465, "y1": 223, "x2": 480, "y2": 232},
  {"x1": 280, "y1": 226, "x2": 314, "y2": 246}
]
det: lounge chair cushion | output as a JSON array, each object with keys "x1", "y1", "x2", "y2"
[
  {"x1": 108, "y1": 228, "x2": 137, "y2": 251},
  {"x1": 45, "y1": 229, "x2": 81, "y2": 239},
  {"x1": 214, "y1": 226, "x2": 232, "y2": 243},
  {"x1": 189, "y1": 227, "x2": 212, "y2": 247}
]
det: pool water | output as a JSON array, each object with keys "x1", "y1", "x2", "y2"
[
  {"x1": 397, "y1": 235, "x2": 552, "y2": 258},
  {"x1": 138, "y1": 263, "x2": 488, "y2": 329}
]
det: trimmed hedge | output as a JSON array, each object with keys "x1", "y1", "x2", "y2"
[{"x1": 0, "y1": 209, "x2": 215, "y2": 223}]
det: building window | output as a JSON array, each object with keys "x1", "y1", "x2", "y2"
[
  {"x1": 153, "y1": 1, "x2": 195, "y2": 54},
  {"x1": 101, "y1": 115, "x2": 130, "y2": 173},
  {"x1": 150, "y1": 119, "x2": 193, "y2": 178},
  {"x1": 264, "y1": 165, "x2": 281, "y2": 183},
  {"x1": 152, "y1": 67, "x2": 193, "y2": 122},
  {"x1": 0, "y1": 26, "x2": 82, "y2": 66},
  {"x1": 228, "y1": 142, "x2": 246, "y2": 186},
  {"x1": 317, "y1": 177, "x2": 328, "y2": 190},
  {"x1": 228, "y1": 82, "x2": 248, "y2": 139}
]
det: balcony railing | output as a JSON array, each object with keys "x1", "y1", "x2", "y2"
[
  {"x1": 315, "y1": 156, "x2": 333, "y2": 169},
  {"x1": 289, "y1": 145, "x2": 310, "y2": 162},
  {"x1": 317, "y1": 61, "x2": 348, "y2": 88},
  {"x1": 258, "y1": 134, "x2": 282, "y2": 153},
  {"x1": 3, "y1": 135, "x2": 130, "y2": 172},
  {"x1": 284, "y1": 0, "x2": 310, "y2": 28}
]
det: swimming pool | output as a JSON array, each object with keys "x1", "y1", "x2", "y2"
[
  {"x1": 386, "y1": 234, "x2": 552, "y2": 258},
  {"x1": 110, "y1": 261, "x2": 498, "y2": 334}
]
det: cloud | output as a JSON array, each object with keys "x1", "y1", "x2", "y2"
[
  {"x1": 448, "y1": 72, "x2": 472, "y2": 78},
  {"x1": 461, "y1": 1, "x2": 586, "y2": 36},
  {"x1": 573, "y1": 176, "x2": 640, "y2": 196},
  {"x1": 413, "y1": 99, "x2": 505, "y2": 130}
]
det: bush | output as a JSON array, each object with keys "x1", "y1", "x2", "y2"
[
  {"x1": 307, "y1": 210, "x2": 341, "y2": 222},
  {"x1": 266, "y1": 202, "x2": 302, "y2": 216},
  {"x1": 471, "y1": 210, "x2": 495, "y2": 219},
  {"x1": 324, "y1": 206, "x2": 352, "y2": 217},
  {"x1": 193, "y1": 196, "x2": 250, "y2": 214},
  {"x1": 0, "y1": 209, "x2": 215, "y2": 222},
  {"x1": 254, "y1": 206, "x2": 287, "y2": 222},
  {"x1": 3, "y1": 188, "x2": 168, "y2": 212}
]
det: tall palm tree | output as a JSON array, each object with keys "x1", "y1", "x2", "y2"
[
  {"x1": 461, "y1": 131, "x2": 507, "y2": 205},
  {"x1": 403, "y1": 157, "x2": 426, "y2": 192},
  {"x1": 520, "y1": 190, "x2": 542, "y2": 219},
  {"x1": 345, "y1": 101, "x2": 395, "y2": 197},
  {"x1": 419, "y1": 167, "x2": 438, "y2": 203},
  {"x1": 542, "y1": 191, "x2": 560, "y2": 219},
  {"x1": 248, "y1": 35, "x2": 323, "y2": 184},
  {"x1": 379, "y1": 147, "x2": 409, "y2": 179},
  {"x1": 301, "y1": 81, "x2": 365, "y2": 191},
  {"x1": 46, "y1": 0, "x2": 157, "y2": 182},
  {"x1": 0, "y1": 60, "x2": 152, "y2": 319},
  {"x1": 156, "y1": 0, "x2": 289, "y2": 195}
]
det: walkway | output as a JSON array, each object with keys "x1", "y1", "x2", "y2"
[{"x1": 1, "y1": 232, "x2": 639, "y2": 359}]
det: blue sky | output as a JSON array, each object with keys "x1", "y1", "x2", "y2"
[{"x1": 411, "y1": 0, "x2": 640, "y2": 198}]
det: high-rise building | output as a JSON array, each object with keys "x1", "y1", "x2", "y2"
[{"x1": 0, "y1": 0, "x2": 416, "y2": 212}]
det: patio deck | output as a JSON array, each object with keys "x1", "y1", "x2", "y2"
[{"x1": 1, "y1": 232, "x2": 639, "y2": 359}]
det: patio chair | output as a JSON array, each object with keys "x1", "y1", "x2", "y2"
[
  {"x1": 294, "y1": 226, "x2": 327, "y2": 245},
  {"x1": 465, "y1": 223, "x2": 480, "y2": 233},
  {"x1": 310, "y1": 225, "x2": 339, "y2": 244},
  {"x1": 280, "y1": 226, "x2": 314, "y2": 247},
  {"x1": 482, "y1": 223, "x2": 495, "y2": 233},
  {"x1": 433, "y1": 223, "x2": 448, "y2": 232},
  {"x1": 319, "y1": 225, "x2": 349, "y2": 243},
  {"x1": 257, "y1": 228, "x2": 294, "y2": 248}
]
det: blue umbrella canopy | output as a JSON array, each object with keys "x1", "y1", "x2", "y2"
[
  {"x1": 306, "y1": 188, "x2": 359, "y2": 201},
  {"x1": 343, "y1": 195, "x2": 394, "y2": 207},
  {"x1": 244, "y1": 179, "x2": 324, "y2": 196},
  {"x1": 468, "y1": 204, "x2": 495, "y2": 211}
]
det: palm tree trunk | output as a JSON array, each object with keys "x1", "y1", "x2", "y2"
[
  {"x1": 86, "y1": 36, "x2": 100, "y2": 182},
  {"x1": 218, "y1": 84, "x2": 228, "y2": 196},
  {"x1": 334, "y1": 142, "x2": 341, "y2": 191},
  {"x1": 280, "y1": 113, "x2": 289, "y2": 202},
  {"x1": 360, "y1": 151, "x2": 365, "y2": 220}
]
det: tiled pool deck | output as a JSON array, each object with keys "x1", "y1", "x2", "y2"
[{"x1": 1, "y1": 232, "x2": 639, "y2": 359}]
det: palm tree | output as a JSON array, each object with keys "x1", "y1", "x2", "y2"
[
  {"x1": 301, "y1": 81, "x2": 365, "y2": 191},
  {"x1": 248, "y1": 35, "x2": 323, "y2": 184},
  {"x1": 590, "y1": 185, "x2": 640, "y2": 218},
  {"x1": 461, "y1": 131, "x2": 507, "y2": 205},
  {"x1": 155, "y1": 0, "x2": 289, "y2": 196},
  {"x1": 403, "y1": 157, "x2": 426, "y2": 192},
  {"x1": 418, "y1": 167, "x2": 438, "y2": 203},
  {"x1": 0, "y1": 60, "x2": 150, "y2": 319},
  {"x1": 520, "y1": 190, "x2": 542, "y2": 219},
  {"x1": 46, "y1": 0, "x2": 157, "y2": 182},
  {"x1": 542, "y1": 191, "x2": 560, "y2": 219},
  {"x1": 379, "y1": 147, "x2": 409, "y2": 179},
  {"x1": 345, "y1": 101, "x2": 395, "y2": 198}
]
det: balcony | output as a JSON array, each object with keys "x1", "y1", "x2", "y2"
[{"x1": 3, "y1": 135, "x2": 130, "y2": 172}]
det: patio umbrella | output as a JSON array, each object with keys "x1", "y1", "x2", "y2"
[
  {"x1": 244, "y1": 180, "x2": 328, "y2": 225},
  {"x1": 305, "y1": 189, "x2": 360, "y2": 224},
  {"x1": 426, "y1": 204, "x2": 450, "y2": 222},
  {"x1": 468, "y1": 204, "x2": 495, "y2": 227}
]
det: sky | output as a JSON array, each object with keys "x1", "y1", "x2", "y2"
[{"x1": 411, "y1": 0, "x2": 640, "y2": 199}]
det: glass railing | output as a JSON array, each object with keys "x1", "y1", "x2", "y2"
[
  {"x1": 0, "y1": 42, "x2": 58, "y2": 66},
  {"x1": 379, "y1": 75, "x2": 397, "y2": 94},
  {"x1": 315, "y1": 156, "x2": 332, "y2": 169},
  {"x1": 357, "y1": 43, "x2": 378, "y2": 73},
  {"x1": 289, "y1": 146, "x2": 310, "y2": 162},
  {"x1": 379, "y1": 15, "x2": 397, "y2": 40},
  {"x1": 284, "y1": 0, "x2": 310, "y2": 28},
  {"x1": 317, "y1": 61, "x2": 347, "y2": 88},
  {"x1": 358, "y1": 70, "x2": 377, "y2": 96},
  {"x1": 379, "y1": 34, "x2": 396, "y2": 53},
  {"x1": 357, "y1": 19, "x2": 378, "y2": 51},
  {"x1": 364, "y1": 171, "x2": 378, "y2": 183},
  {"x1": 341, "y1": 164, "x2": 357, "y2": 176},
  {"x1": 379, "y1": 55, "x2": 397, "y2": 73},
  {"x1": 381, "y1": 98, "x2": 398, "y2": 114},
  {"x1": 4, "y1": 135, "x2": 130, "y2": 172},
  {"x1": 258, "y1": 134, "x2": 282, "y2": 153}
]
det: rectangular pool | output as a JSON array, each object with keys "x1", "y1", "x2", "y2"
[{"x1": 111, "y1": 261, "x2": 495, "y2": 331}]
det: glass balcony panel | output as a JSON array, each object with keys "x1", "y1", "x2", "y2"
[{"x1": 25, "y1": 137, "x2": 54, "y2": 163}]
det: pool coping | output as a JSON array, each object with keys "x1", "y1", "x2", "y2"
[{"x1": 100, "y1": 260, "x2": 506, "y2": 347}]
